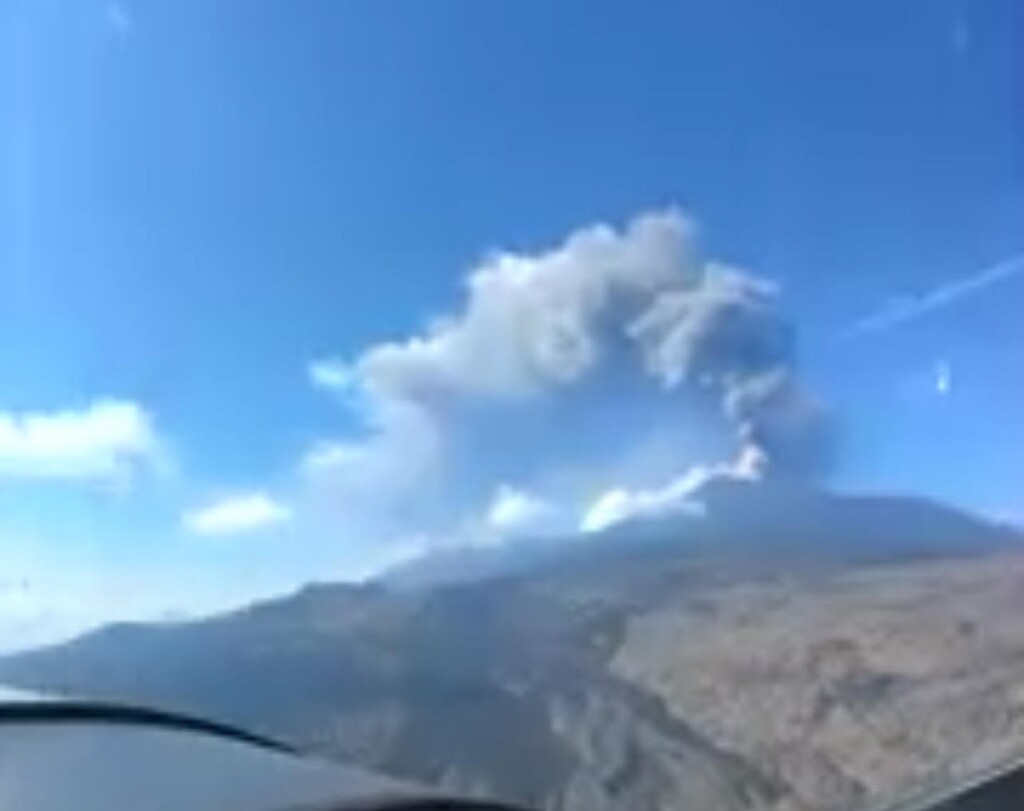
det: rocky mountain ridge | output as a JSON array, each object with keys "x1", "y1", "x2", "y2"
[{"x1": 1, "y1": 484, "x2": 1020, "y2": 811}]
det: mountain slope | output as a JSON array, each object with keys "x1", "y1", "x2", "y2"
[
  {"x1": 0, "y1": 486, "x2": 1020, "y2": 811},
  {"x1": 0, "y1": 579, "x2": 778, "y2": 810}
]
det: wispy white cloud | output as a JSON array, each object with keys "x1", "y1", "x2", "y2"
[
  {"x1": 183, "y1": 493, "x2": 291, "y2": 536},
  {"x1": 485, "y1": 485, "x2": 554, "y2": 534},
  {"x1": 935, "y1": 360, "x2": 953, "y2": 396},
  {"x1": 950, "y1": 12, "x2": 971, "y2": 57},
  {"x1": 105, "y1": 1, "x2": 132, "y2": 35},
  {"x1": 0, "y1": 400, "x2": 162, "y2": 483},
  {"x1": 847, "y1": 254, "x2": 1024, "y2": 337},
  {"x1": 309, "y1": 359, "x2": 354, "y2": 392}
]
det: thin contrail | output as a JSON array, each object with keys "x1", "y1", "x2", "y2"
[{"x1": 846, "y1": 253, "x2": 1024, "y2": 337}]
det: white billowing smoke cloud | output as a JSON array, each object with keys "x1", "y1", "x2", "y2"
[
  {"x1": 579, "y1": 445, "x2": 769, "y2": 534},
  {"x1": 299, "y1": 394, "x2": 443, "y2": 539},
  {"x1": 349, "y1": 211, "x2": 696, "y2": 402},
  {"x1": 308, "y1": 209, "x2": 831, "y2": 546},
  {"x1": 580, "y1": 473, "x2": 708, "y2": 534}
]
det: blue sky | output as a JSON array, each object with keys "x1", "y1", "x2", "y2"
[{"x1": 0, "y1": 0, "x2": 1021, "y2": 648}]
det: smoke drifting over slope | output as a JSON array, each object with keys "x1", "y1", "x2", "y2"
[{"x1": 629, "y1": 260, "x2": 832, "y2": 481}]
